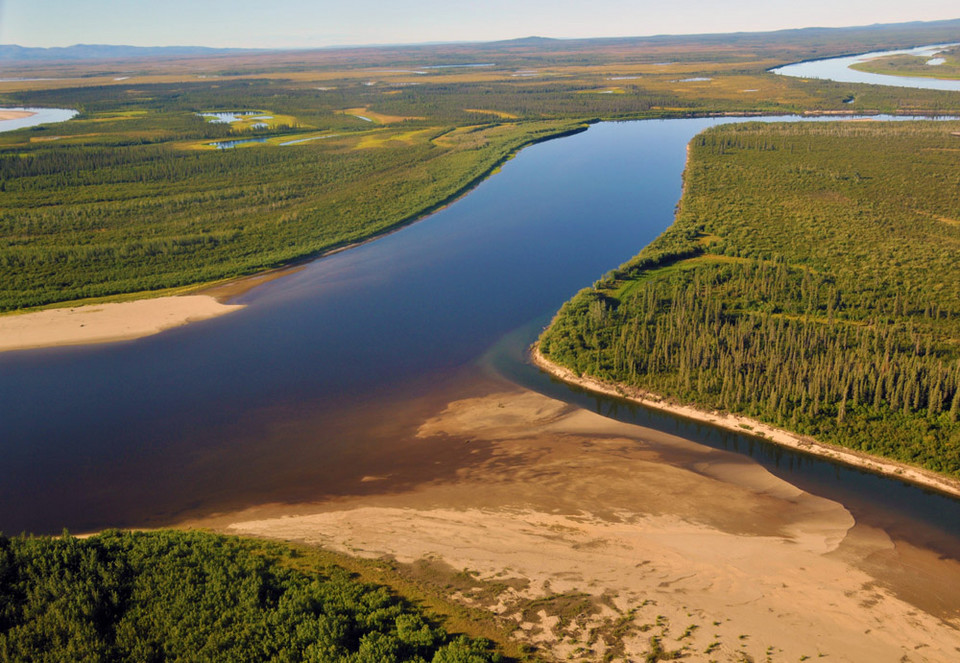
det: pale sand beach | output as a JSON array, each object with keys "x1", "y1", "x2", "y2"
[
  {"x1": 0, "y1": 295, "x2": 243, "y2": 353},
  {"x1": 207, "y1": 388, "x2": 960, "y2": 662},
  {"x1": 0, "y1": 110, "x2": 35, "y2": 121},
  {"x1": 532, "y1": 345, "x2": 960, "y2": 501}
]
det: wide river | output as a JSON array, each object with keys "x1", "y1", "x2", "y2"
[{"x1": 1, "y1": 108, "x2": 959, "y2": 558}]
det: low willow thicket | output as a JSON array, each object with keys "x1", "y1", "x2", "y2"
[
  {"x1": 0, "y1": 530, "x2": 502, "y2": 662},
  {"x1": 540, "y1": 121, "x2": 960, "y2": 475}
]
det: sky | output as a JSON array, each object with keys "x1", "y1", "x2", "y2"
[{"x1": 1, "y1": 0, "x2": 958, "y2": 49}]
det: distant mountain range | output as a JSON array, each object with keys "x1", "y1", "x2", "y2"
[
  {"x1": 2, "y1": 18, "x2": 958, "y2": 63},
  {"x1": 0, "y1": 44, "x2": 265, "y2": 62}
]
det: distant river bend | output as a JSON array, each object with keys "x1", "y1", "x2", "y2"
[{"x1": 772, "y1": 43, "x2": 960, "y2": 91}]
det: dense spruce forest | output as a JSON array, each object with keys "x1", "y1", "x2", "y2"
[
  {"x1": 3, "y1": 20, "x2": 960, "y2": 311},
  {"x1": 539, "y1": 120, "x2": 960, "y2": 475},
  {"x1": 0, "y1": 530, "x2": 502, "y2": 662}
]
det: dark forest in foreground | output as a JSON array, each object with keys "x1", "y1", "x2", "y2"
[{"x1": 0, "y1": 530, "x2": 503, "y2": 662}]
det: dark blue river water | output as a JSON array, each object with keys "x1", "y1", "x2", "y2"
[{"x1": 1, "y1": 117, "x2": 958, "y2": 560}]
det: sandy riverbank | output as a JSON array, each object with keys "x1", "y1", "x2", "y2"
[
  {"x1": 0, "y1": 295, "x2": 243, "y2": 353},
  {"x1": 532, "y1": 345, "x2": 960, "y2": 501},
  {"x1": 0, "y1": 110, "x2": 35, "y2": 121},
  {"x1": 196, "y1": 385, "x2": 960, "y2": 662}
]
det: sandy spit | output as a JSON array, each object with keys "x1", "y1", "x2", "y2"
[
  {"x1": 0, "y1": 295, "x2": 243, "y2": 353},
  {"x1": 221, "y1": 388, "x2": 960, "y2": 662},
  {"x1": 0, "y1": 110, "x2": 35, "y2": 121},
  {"x1": 531, "y1": 344, "x2": 960, "y2": 500}
]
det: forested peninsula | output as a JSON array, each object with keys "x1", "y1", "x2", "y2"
[{"x1": 539, "y1": 120, "x2": 960, "y2": 480}]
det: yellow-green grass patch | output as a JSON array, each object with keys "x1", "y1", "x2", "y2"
[
  {"x1": 432, "y1": 125, "x2": 489, "y2": 148},
  {"x1": 338, "y1": 107, "x2": 425, "y2": 124},
  {"x1": 354, "y1": 128, "x2": 436, "y2": 149},
  {"x1": 78, "y1": 110, "x2": 152, "y2": 123},
  {"x1": 611, "y1": 254, "x2": 748, "y2": 300},
  {"x1": 464, "y1": 108, "x2": 519, "y2": 119},
  {"x1": 576, "y1": 87, "x2": 626, "y2": 95}
]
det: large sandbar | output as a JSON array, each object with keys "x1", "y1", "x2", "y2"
[
  {"x1": 210, "y1": 388, "x2": 960, "y2": 662},
  {"x1": 0, "y1": 110, "x2": 35, "y2": 121},
  {"x1": 0, "y1": 295, "x2": 243, "y2": 353}
]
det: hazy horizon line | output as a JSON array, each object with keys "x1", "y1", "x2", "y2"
[{"x1": 3, "y1": 16, "x2": 959, "y2": 53}]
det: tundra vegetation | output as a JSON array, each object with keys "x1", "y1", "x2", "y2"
[{"x1": 2, "y1": 20, "x2": 960, "y2": 311}]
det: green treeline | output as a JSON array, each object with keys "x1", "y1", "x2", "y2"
[
  {"x1": 0, "y1": 530, "x2": 501, "y2": 663},
  {"x1": 540, "y1": 121, "x2": 960, "y2": 476}
]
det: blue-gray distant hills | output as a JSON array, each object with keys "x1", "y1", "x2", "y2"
[
  {"x1": 2, "y1": 17, "x2": 959, "y2": 63},
  {"x1": 0, "y1": 44, "x2": 264, "y2": 62}
]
